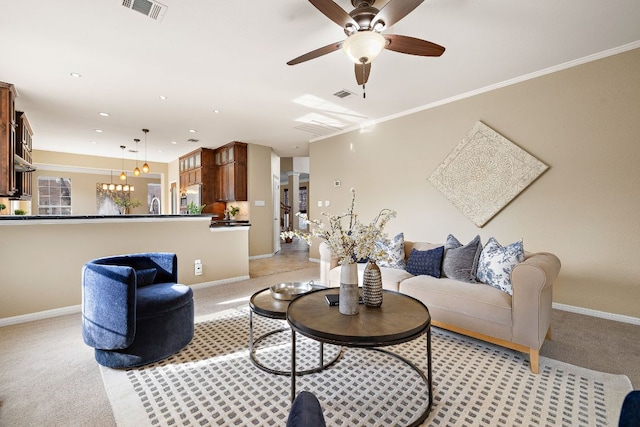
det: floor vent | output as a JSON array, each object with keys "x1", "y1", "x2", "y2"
[
  {"x1": 122, "y1": 0, "x2": 167, "y2": 21},
  {"x1": 333, "y1": 89, "x2": 355, "y2": 99}
]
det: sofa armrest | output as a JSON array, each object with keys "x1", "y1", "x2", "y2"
[
  {"x1": 511, "y1": 252, "x2": 561, "y2": 350},
  {"x1": 82, "y1": 263, "x2": 137, "y2": 350},
  {"x1": 319, "y1": 242, "x2": 340, "y2": 287}
]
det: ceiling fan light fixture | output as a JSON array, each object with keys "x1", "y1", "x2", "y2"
[{"x1": 342, "y1": 31, "x2": 385, "y2": 64}]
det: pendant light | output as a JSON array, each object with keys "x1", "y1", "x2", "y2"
[
  {"x1": 108, "y1": 170, "x2": 115, "y2": 191},
  {"x1": 142, "y1": 129, "x2": 150, "y2": 173},
  {"x1": 133, "y1": 138, "x2": 141, "y2": 176},
  {"x1": 119, "y1": 145, "x2": 127, "y2": 181}
]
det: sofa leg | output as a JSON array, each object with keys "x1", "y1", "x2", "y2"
[
  {"x1": 529, "y1": 349, "x2": 540, "y2": 374},
  {"x1": 546, "y1": 327, "x2": 552, "y2": 340}
]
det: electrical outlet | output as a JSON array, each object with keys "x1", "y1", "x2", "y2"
[{"x1": 194, "y1": 259, "x2": 202, "y2": 276}]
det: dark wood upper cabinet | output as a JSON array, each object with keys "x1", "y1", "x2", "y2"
[
  {"x1": 214, "y1": 141, "x2": 247, "y2": 202},
  {"x1": 0, "y1": 82, "x2": 17, "y2": 197},
  {"x1": 178, "y1": 147, "x2": 223, "y2": 215},
  {"x1": 14, "y1": 111, "x2": 34, "y2": 200}
]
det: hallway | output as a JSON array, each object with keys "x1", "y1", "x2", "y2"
[{"x1": 248, "y1": 237, "x2": 317, "y2": 278}]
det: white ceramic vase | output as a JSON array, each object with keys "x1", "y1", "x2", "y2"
[{"x1": 339, "y1": 262, "x2": 359, "y2": 315}]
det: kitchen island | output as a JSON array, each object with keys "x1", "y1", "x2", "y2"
[{"x1": 0, "y1": 215, "x2": 250, "y2": 323}]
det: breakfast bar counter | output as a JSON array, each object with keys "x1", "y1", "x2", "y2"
[{"x1": 0, "y1": 215, "x2": 250, "y2": 322}]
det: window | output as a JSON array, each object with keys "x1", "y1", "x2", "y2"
[
  {"x1": 299, "y1": 186, "x2": 307, "y2": 213},
  {"x1": 38, "y1": 177, "x2": 72, "y2": 215}
]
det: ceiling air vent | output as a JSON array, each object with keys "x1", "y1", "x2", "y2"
[
  {"x1": 294, "y1": 121, "x2": 342, "y2": 137},
  {"x1": 333, "y1": 89, "x2": 355, "y2": 99},
  {"x1": 187, "y1": 139, "x2": 199, "y2": 143},
  {"x1": 122, "y1": 0, "x2": 167, "y2": 21}
]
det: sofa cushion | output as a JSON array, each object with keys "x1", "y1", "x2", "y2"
[
  {"x1": 476, "y1": 237, "x2": 524, "y2": 296},
  {"x1": 405, "y1": 246, "x2": 444, "y2": 277},
  {"x1": 376, "y1": 232, "x2": 406, "y2": 269},
  {"x1": 399, "y1": 275, "x2": 513, "y2": 336},
  {"x1": 441, "y1": 234, "x2": 482, "y2": 282}
]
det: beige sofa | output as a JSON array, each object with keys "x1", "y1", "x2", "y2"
[{"x1": 319, "y1": 240, "x2": 561, "y2": 374}]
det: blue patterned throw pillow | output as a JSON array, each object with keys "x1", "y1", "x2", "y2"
[
  {"x1": 441, "y1": 234, "x2": 483, "y2": 282},
  {"x1": 476, "y1": 237, "x2": 524, "y2": 296},
  {"x1": 405, "y1": 246, "x2": 444, "y2": 277},
  {"x1": 376, "y1": 232, "x2": 406, "y2": 269}
]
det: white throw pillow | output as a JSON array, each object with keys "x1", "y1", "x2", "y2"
[
  {"x1": 376, "y1": 232, "x2": 406, "y2": 269},
  {"x1": 476, "y1": 237, "x2": 524, "y2": 295}
]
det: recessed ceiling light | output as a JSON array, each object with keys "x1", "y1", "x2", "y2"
[
  {"x1": 188, "y1": 129, "x2": 197, "y2": 133},
  {"x1": 213, "y1": 110, "x2": 220, "y2": 114},
  {"x1": 159, "y1": 95, "x2": 167, "y2": 100},
  {"x1": 158, "y1": 150, "x2": 163, "y2": 153},
  {"x1": 94, "y1": 129, "x2": 103, "y2": 133},
  {"x1": 98, "y1": 112, "x2": 110, "y2": 117},
  {"x1": 90, "y1": 141, "x2": 97, "y2": 144},
  {"x1": 171, "y1": 141, "x2": 178, "y2": 145},
  {"x1": 70, "y1": 72, "x2": 82, "y2": 78}
]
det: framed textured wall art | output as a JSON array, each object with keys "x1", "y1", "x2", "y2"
[{"x1": 428, "y1": 121, "x2": 548, "y2": 227}]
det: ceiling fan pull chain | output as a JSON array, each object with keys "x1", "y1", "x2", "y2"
[{"x1": 362, "y1": 62, "x2": 366, "y2": 98}]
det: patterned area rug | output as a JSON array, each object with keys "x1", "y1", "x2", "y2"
[{"x1": 100, "y1": 308, "x2": 631, "y2": 426}]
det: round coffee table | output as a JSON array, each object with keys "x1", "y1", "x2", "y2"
[
  {"x1": 287, "y1": 288, "x2": 432, "y2": 426},
  {"x1": 249, "y1": 284, "x2": 342, "y2": 376}
]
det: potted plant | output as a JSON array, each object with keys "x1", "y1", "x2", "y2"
[
  {"x1": 225, "y1": 205, "x2": 240, "y2": 220},
  {"x1": 0, "y1": 203, "x2": 5, "y2": 214},
  {"x1": 113, "y1": 196, "x2": 142, "y2": 215},
  {"x1": 186, "y1": 201, "x2": 206, "y2": 215},
  {"x1": 280, "y1": 229, "x2": 295, "y2": 243}
]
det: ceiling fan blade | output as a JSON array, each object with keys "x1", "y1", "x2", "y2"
[
  {"x1": 384, "y1": 34, "x2": 445, "y2": 56},
  {"x1": 287, "y1": 41, "x2": 344, "y2": 66},
  {"x1": 372, "y1": 0, "x2": 424, "y2": 29},
  {"x1": 355, "y1": 62, "x2": 371, "y2": 85},
  {"x1": 309, "y1": 0, "x2": 358, "y2": 29}
]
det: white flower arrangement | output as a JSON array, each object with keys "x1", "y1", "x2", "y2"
[
  {"x1": 280, "y1": 230, "x2": 295, "y2": 241},
  {"x1": 296, "y1": 189, "x2": 396, "y2": 265}
]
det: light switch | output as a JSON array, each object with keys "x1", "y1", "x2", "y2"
[
  {"x1": 255, "y1": 200, "x2": 265, "y2": 206},
  {"x1": 317, "y1": 201, "x2": 323, "y2": 207},
  {"x1": 325, "y1": 200, "x2": 331, "y2": 207}
]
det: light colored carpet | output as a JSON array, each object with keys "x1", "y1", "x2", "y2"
[{"x1": 101, "y1": 307, "x2": 632, "y2": 426}]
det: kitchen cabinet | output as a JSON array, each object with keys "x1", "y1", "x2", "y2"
[
  {"x1": 14, "y1": 111, "x2": 34, "y2": 199},
  {"x1": 178, "y1": 147, "x2": 224, "y2": 216},
  {"x1": 0, "y1": 82, "x2": 17, "y2": 197},
  {"x1": 214, "y1": 141, "x2": 247, "y2": 202}
]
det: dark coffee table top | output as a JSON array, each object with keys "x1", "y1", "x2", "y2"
[
  {"x1": 287, "y1": 288, "x2": 430, "y2": 347},
  {"x1": 249, "y1": 283, "x2": 325, "y2": 319}
]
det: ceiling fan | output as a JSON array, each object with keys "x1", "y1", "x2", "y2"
[{"x1": 287, "y1": 0, "x2": 445, "y2": 97}]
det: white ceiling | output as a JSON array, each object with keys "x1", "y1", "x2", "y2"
[{"x1": 1, "y1": 0, "x2": 639, "y2": 164}]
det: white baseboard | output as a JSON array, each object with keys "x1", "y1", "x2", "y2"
[
  {"x1": 6, "y1": 288, "x2": 635, "y2": 328},
  {"x1": 249, "y1": 253, "x2": 274, "y2": 260},
  {"x1": 190, "y1": 276, "x2": 251, "y2": 290},
  {"x1": 309, "y1": 257, "x2": 320, "y2": 263},
  {"x1": 0, "y1": 305, "x2": 81, "y2": 327},
  {"x1": 553, "y1": 303, "x2": 640, "y2": 326}
]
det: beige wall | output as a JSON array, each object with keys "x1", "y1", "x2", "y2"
[
  {"x1": 309, "y1": 48, "x2": 640, "y2": 319},
  {"x1": 0, "y1": 218, "x2": 249, "y2": 319},
  {"x1": 247, "y1": 143, "x2": 277, "y2": 257}
]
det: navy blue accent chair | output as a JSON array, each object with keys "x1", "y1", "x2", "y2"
[
  {"x1": 619, "y1": 390, "x2": 640, "y2": 427},
  {"x1": 82, "y1": 253, "x2": 194, "y2": 368},
  {"x1": 287, "y1": 391, "x2": 326, "y2": 427}
]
